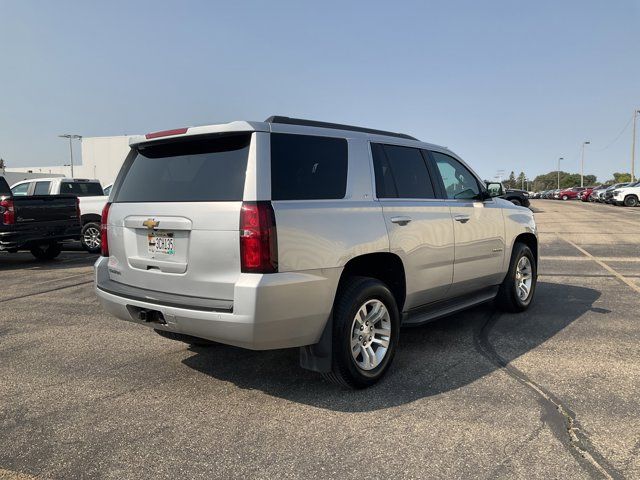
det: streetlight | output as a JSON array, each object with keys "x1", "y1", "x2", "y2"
[
  {"x1": 58, "y1": 134, "x2": 82, "y2": 178},
  {"x1": 557, "y1": 157, "x2": 564, "y2": 189},
  {"x1": 580, "y1": 141, "x2": 590, "y2": 187},
  {"x1": 632, "y1": 109, "x2": 640, "y2": 183}
]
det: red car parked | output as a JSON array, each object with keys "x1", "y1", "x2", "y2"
[
  {"x1": 580, "y1": 187, "x2": 595, "y2": 202},
  {"x1": 557, "y1": 187, "x2": 586, "y2": 200}
]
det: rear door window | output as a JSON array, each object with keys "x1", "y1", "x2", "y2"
[
  {"x1": 33, "y1": 181, "x2": 51, "y2": 195},
  {"x1": 371, "y1": 143, "x2": 435, "y2": 199},
  {"x1": 61, "y1": 182, "x2": 104, "y2": 196},
  {"x1": 270, "y1": 133, "x2": 348, "y2": 200},
  {"x1": 115, "y1": 133, "x2": 251, "y2": 202},
  {"x1": 11, "y1": 183, "x2": 30, "y2": 196}
]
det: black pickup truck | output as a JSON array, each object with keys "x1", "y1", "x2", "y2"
[{"x1": 0, "y1": 176, "x2": 82, "y2": 260}]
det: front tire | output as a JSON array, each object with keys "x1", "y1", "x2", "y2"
[
  {"x1": 496, "y1": 243, "x2": 537, "y2": 312},
  {"x1": 30, "y1": 242, "x2": 62, "y2": 261},
  {"x1": 562, "y1": 195, "x2": 569, "y2": 201},
  {"x1": 323, "y1": 277, "x2": 400, "y2": 389},
  {"x1": 81, "y1": 222, "x2": 102, "y2": 253},
  {"x1": 510, "y1": 199, "x2": 522, "y2": 206}
]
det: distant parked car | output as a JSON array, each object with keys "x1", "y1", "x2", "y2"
[
  {"x1": 557, "y1": 187, "x2": 586, "y2": 200},
  {"x1": 1, "y1": 176, "x2": 81, "y2": 259},
  {"x1": 612, "y1": 181, "x2": 640, "y2": 207},
  {"x1": 580, "y1": 186, "x2": 602, "y2": 202},
  {"x1": 599, "y1": 183, "x2": 630, "y2": 204},
  {"x1": 10, "y1": 177, "x2": 108, "y2": 253}
]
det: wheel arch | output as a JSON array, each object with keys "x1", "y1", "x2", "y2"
[
  {"x1": 336, "y1": 252, "x2": 406, "y2": 312},
  {"x1": 81, "y1": 214, "x2": 102, "y2": 225},
  {"x1": 514, "y1": 232, "x2": 538, "y2": 265}
]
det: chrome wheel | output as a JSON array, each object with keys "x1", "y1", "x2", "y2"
[
  {"x1": 350, "y1": 299, "x2": 391, "y2": 371},
  {"x1": 515, "y1": 256, "x2": 533, "y2": 301},
  {"x1": 83, "y1": 226, "x2": 101, "y2": 249}
]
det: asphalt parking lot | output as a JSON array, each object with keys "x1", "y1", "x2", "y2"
[{"x1": 1, "y1": 200, "x2": 639, "y2": 479}]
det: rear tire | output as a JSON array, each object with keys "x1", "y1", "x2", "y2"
[
  {"x1": 624, "y1": 195, "x2": 639, "y2": 207},
  {"x1": 496, "y1": 243, "x2": 537, "y2": 312},
  {"x1": 510, "y1": 199, "x2": 522, "y2": 206},
  {"x1": 153, "y1": 329, "x2": 214, "y2": 347},
  {"x1": 30, "y1": 242, "x2": 62, "y2": 261},
  {"x1": 323, "y1": 277, "x2": 400, "y2": 389},
  {"x1": 562, "y1": 195, "x2": 569, "y2": 201},
  {"x1": 81, "y1": 222, "x2": 102, "y2": 253}
]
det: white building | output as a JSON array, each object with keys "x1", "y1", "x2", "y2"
[{"x1": 5, "y1": 135, "x2": 132, "y2": 188}]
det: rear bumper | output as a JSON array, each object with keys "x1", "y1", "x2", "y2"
[
  {"x1": 94, "y1": 257, "x2": 338, "y2": 350},
  {"x1": 0, "y1": 223, "x2": 81, "y2": 250}
]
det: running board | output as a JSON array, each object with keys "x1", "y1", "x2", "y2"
[{"x1": 402, "y1": 286, "x2": 499, "y2": 327}]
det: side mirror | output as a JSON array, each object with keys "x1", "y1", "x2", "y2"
[{"x1": 485, "y1": 182, "x2": 504, "y2": 197}]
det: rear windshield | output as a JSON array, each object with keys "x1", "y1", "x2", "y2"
[
  {"x1": 61, "y1": 181, "x2": 104, "y2": 196},
  {"x1": 114, "y1": 133, "x2": 251, "y2": 202}
]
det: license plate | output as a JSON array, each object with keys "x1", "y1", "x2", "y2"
[{"x1": 148, "y1": 231, "x2": 175, "y2": 255}]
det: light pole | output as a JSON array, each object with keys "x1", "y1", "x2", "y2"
[
  {"x1": 557, "y1": 157, "x2": 564, "y2": 189},
  {"x1": 632, "y1": 109, "x2": 640, "y2": 183},
  {"x1": 58, "y1": 134, "x2": 82, "y2": 178},
  {"x1": 580, "y1": 141, "x2": 590, "y2": 187}
]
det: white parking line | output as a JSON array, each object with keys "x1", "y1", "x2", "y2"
[{"x1": 556, "y1": 235, "x2": 640, "y2": 295}]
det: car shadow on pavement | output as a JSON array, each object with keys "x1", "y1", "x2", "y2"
[
  {"x1": 0, "y1": 249, "x2": 97, "y2": 272},
  {"x1": 182, "y1": 282, "x2": 603, "y2": 412}
]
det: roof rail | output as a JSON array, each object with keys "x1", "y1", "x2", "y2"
[{"x1": 265, "y1": 116, "x2": 418, "y2": 141}]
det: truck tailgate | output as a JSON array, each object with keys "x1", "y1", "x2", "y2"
[{"x1": 14, "y1": 195, "x2": 79, "y2": 223}]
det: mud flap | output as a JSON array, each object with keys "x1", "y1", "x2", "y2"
[{"x1": 299, "y1": 313, "x2": 333, "y2": 373}]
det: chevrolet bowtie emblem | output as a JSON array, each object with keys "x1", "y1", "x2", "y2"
[{"x1": 143, "y1": 219, "x2": 159, "y2": 230}]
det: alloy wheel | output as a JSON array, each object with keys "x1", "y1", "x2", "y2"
[{"x1": 350, "y1": 299, "x2": 392, "y2": 371}]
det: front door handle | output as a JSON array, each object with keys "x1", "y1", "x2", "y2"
[
  {"x1": 390, "y1": 216, "x2": 412, "y2": 226},
  {"x1": 454, "y1": 214, "x2": 471, "y2": 223}
]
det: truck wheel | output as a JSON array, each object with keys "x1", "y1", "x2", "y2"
[
  {"x1": 30, "y1": 242, "x2": 62, "y2": 261},
  {"x1": 323, "y1": 277, "x2": 399, "y2": 389},
  {"x1": 624, "y1": 195, "x2": 639, "y2": 207},
  {"x1": 510, "y1": 199, "x2": 522, "y2": 206},
  {"x1": 81, "y1": 222, "x2": 102, "y2": 253},
  {"x1": 496, "y1": 243, "x2": 537, "y2": 312},
  {"x1": 153, "y1": 329, "x2": 214, "y2": 346}
]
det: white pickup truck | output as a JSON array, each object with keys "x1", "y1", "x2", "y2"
[{"x1": 10, "y1": 177, "x2": 111, "y2": 252}]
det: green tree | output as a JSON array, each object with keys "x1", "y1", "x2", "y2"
[
  {"x1": 0, "y1": 158, "x2": 5, "y2": 171},
  {"x1": 531, "y1": 171, "x2": 598, "y2": 191},
  {"x1": 504, "y1": 171, "x2": 516, "y2": 189},
  {"x1": 611, "y1": 172, "x2": 632, "y2": 183},
  {"x1": 516, "y1": 171, "x2": 526, "y2": 190}
]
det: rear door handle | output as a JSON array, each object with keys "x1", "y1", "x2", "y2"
[
  {"x1": 454, "y1": 214, "x2": 471, "y2": 223},
  {"x1": 390, "y1": 216, "x2": 412, "y2": 226}
]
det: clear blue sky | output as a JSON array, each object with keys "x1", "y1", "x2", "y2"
[{"x1": 1, "y1": 0, "x2": 638, "y2": 183}]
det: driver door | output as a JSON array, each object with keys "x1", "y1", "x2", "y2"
[{"x1": 428, "y1": 151, "x2": 505, "y2": 297}]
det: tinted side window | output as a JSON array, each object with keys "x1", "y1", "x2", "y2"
[
  {"x1": 372, "y1": 143, "x2": 435, "y2": 199},
  {"x1": 61, "y1": 182, "x2": 104, "y2": 197},
  {"x1": 33, "y1": 181, "x2": 51, "y2": 195},
  {"x1": 431, "y1": 152, "x2": 480, "y2": 200},
  {"x1": 271, "y1": 133, "x2": 347, "y2": 200}
]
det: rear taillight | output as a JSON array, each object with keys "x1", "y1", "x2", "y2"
[
  {"x1": 240, "y1": 201, "x2": 278, "y2": 273},
  {"x1": 101, "y1": 202, "x2": 111, "y2": 257},
  {"x1": 0, "y1": 198, "x2": 15, "y2": 225}
]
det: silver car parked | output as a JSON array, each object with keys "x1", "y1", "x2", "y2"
[{"x1": 96, "y1": 116, "x2": 538, "y2": 388}]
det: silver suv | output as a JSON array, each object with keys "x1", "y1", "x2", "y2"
[{"x1": 95, "y1": 116, "x2": 538, "y2": 388}]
